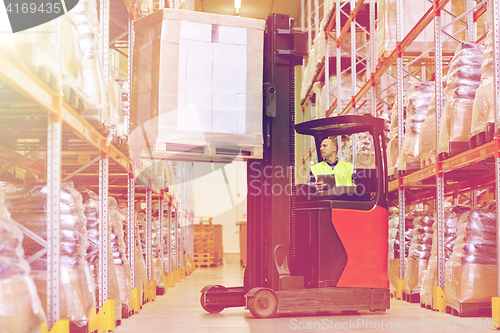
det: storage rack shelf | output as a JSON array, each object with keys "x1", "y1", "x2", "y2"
[
  {"x1": 299, "y1": 0, "x2": 500, "y2": 321},
  {"x1": 0, "y1": 0, "x2": 194, "y2": 331}
]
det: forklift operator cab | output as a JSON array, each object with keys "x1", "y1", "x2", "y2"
[{"x1": 294, "y1": 115, "x2": 389, "y2": 290}]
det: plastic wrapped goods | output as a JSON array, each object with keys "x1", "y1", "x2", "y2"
[
  {"x1": 387, "y1": 99, "x2": 401, "y2": 173},
  {"x1": 1, "y1": 182, "x2": 95, "y2": 327},
  {"x1": 0, "y1": 189, "x2": 46, "y2": 333},
  {"x1": 72, "y1": 0, "x2": 110, "y2": 125},
  {"x1": 404, "y1": 213, "x2": 434, "y2": 294},
  {"x1": 130, "y1": 9, "x2": 265, "y2": 162},
  {"x1": 445, "y1": 205, "x2": 498, "y2": 310},
  {"x1": 470, "y1": 31, "x2": 499, "y2": 140},
  {"x1": 420, "y1": 205, "x2": 470, "y2": 306},
  {"x1": 397, "y1": 82, "x2": 433, "y2": 171},
  {"x1": 61, "y1": 12, "x2": 85, "y2": 110},
  {"x1": 81, "y1": 189, "x2": 122, "y2": 323},
  {"x1": 109, "y1": 197, "x2": 131, "y2": 310},
  {"x1": 438, "y1": 43, "x2": 484, "y2": 156}
]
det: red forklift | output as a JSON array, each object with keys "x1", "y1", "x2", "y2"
[{"x1": 200, "y1": 13, "x2": 389, "y2": 318}]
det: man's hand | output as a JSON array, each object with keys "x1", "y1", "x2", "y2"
[{"x1": 314, "y1": 181, "x2": 327, "y2": 191}]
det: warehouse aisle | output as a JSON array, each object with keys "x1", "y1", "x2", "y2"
[{"x1": 114, "y1": 262, "x2": 493, "y2": 333}]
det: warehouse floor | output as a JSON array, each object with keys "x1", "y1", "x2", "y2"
[{"x1": 114, "y1": 262, "x2": 494, "y2": 332}]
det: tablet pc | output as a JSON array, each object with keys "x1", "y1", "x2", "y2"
[{"x1": 316, "y1": 173, "x2": 336, "y2": 190}]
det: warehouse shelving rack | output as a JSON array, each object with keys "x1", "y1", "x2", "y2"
[
  {"x1": 0, "y1": 1, "x2": 194, "y2": 332},
  {"x1": 299, "y1": 0, "x2": 500, "y2": 321}
]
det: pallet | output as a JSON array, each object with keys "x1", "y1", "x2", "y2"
[
  {"x1": 420, "y1": 156, "x2": 436, "y2": 169},
  {"x1": 421, "y1": 302, "x2": 431, "y2": 309},
  {"x1": 36, "y1": 65, "x2": 59, "y2": 90},
  {"x1": 402, "y1": 292, "x2": 420, "y2": 304},
  {"x1": 469, "y1": 123, "x2": 494, "y2": 149},
  {"x1": 445, "y1": 302, "x2": 492, "y2": 317},
  {"x1": 63, "y1": 83, "x2": 85, "y2": 113},
  {"x1": 121, "y1": 304, "x2": 132, "y2": 319},
  {"x1": 398, "y1": 160, "x2": 421, "y2": 177},
  {"x1": 438, "y1": 141, "x2": 469, "y2": 161},
  {"x1": 156, "y1": 286, "x2": 166, "y2": 295},
  {"x1": 69, "y1": 322, "x2": 88, "y2": 333}
]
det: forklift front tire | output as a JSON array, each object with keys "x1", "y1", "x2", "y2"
[
  {"x1": 200, "y1": 294, "x2": 225, "y2": 313},
  {"x1": 247, "y1": 288, "x2": 278, "y2": 318}
]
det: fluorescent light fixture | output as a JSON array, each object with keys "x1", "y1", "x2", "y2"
[{"x1": 235, "y1": 0, "x2": 241, "y2": 9}]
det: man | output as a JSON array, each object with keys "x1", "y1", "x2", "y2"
[{"x1": 309, "y1": 136, "x2": 354, "y2": 191}]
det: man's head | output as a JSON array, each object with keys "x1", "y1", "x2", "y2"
[{"x1": 320, "y1": 136, "x2": 338, "y2": 163}]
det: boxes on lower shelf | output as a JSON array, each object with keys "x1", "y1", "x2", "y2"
[{"x1": 194, "y1": 219, "x2": 223, "y2": 267}]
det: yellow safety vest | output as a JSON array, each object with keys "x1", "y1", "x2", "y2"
[{"x1": 310, "y1": 160, "x2": 354, "y2": 186}]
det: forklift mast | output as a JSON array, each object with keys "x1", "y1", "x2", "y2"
[{"x1": 245, "y1": 13, "x2": 307, "y2": 292}]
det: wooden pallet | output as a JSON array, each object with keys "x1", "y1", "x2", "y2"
[
  {"x1": 469, "y1": 123, "x2": 494, "y2": 149},
  {"x1": 63, "y1": 83, "x2": 85, "y2": 113},
  {"x1": 438, "y1": 141, "x2": 469, "y2": 161},
  {"x1": 420, "y1": 156, "x2": 436, "y2": 169},
  {"x1": 420, "y1": 302, "x2": 433, "y2": 310},
  {"x1": 402, "y1": 292, "x2": 420, "y2": 304},
  {"x1": 398, "y1": 160, "x2": 421, "y2": 177},
  {"x1": 194, "y1": 253, "x2": 215, "y2": 267},
  {"x1": 445, "y1": 302, "x2": 492, "y2": 317}
]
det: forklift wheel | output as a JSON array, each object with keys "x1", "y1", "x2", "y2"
[
  {"x1": 200, "y1": 294, "x2": 225, "y2": 313},
  {"x1": 247, "y1": 289, "x2": 278, "y2": 318}
]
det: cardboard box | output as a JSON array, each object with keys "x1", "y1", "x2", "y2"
[{"x1": 131, "y1": 9, "x2": 265, "y2": 162}]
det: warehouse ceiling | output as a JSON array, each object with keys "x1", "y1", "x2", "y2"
[{"x1": 194, "y1": 0, "x2": 302, "y2": 23}]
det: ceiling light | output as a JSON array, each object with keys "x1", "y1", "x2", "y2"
[{"x1": 234, "y1": 0, "x2": 241, "y2": 9}]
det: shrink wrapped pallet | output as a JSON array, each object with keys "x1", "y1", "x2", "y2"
[
  {"x1": 72, "y1": 0, "x2": 111, "y2": 127},
  {"x1": 0, "y1": 189, "x2": 46, "y2": 333},
  {"x1": 445, "y1": 205, "x2": 498, "y2": 311},
  {"x1": 470, "y1": 31, "x2": 499, "y2": 141},
  {"x1": 131, "y1": 9, "x2": 265, "y2": 161},
  {"x1": 81, "y1": 189, "x2": 122, "y2": 323},
  {"x1": 109, "y1": 197, "x2": 131, "y2": 311},
  {"x1": 438, "y1": 42, "x2": 484, "y2": 157},
  {"x1": 107, "y1": 79, "x2": 126, "y2": 144},
  {"x1": 61, "y1": 12, "x2": 85, "y2": 111},
  {"x1": 1, "y1": 182, "x2": 95, "y2": 327},
  {"x1": 397, "y1": 82, "x2": 433, "y2": 171},
  {"x1": 420, "y1": 205, "x2": 470, "y2": 306},
  {"x1": 387, "y1": 99, "x2": 401, "y2": 174},
  {"x1": 404, "y1": 213, "x2": 433, "y2": 294}
]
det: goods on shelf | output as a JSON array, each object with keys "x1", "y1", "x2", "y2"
[
  {"x1": 131, "y1": 9, "x2": 265, "y2": 161},
  {"x1": 109, "y1": 197, "x2": 131, "y2": 313},
  {"x1": 388, "y1": 212, "x2": 400, "y2": 295},
  {"x1": 193, "y1": 218, "x2": 223, "y2": 267},
  {"x1": 420, "y1": 205, "x2": 470, "y2": 307},
  {"x1": 108, "y1": 79, "x2": 127, "y2": 144},
  {"x1": 470, "y1": 31, "x2": 498, "y2": 143},
  {"x1": 62, "y1": 12, "x2": 85, "y2": 112},
  {"x1": 0, "y1": 189, "x2": 46, "y2": 333},
  {"x1": 387, "y1": 98, "x2": 401, "y2": 174},
  {"x1": 0, "y1": 20, "x2": 61, "y2": 89},
  {"x1": 376, "y1": 0, "x2": 456, "y2": 60},
  {"x1": 404, "y1": 212, "x2": 434, "y2": 295},
  {"x1": 445, "y1": 203, "x2": 498, "y2": 311},
  {"x1": 81, "y1": 189, "x2": 122, "y2": 323},
  {"x1": 1, "y1": 182, "x2": 95, "y2": 327},
  {"x1": 438, "y1": 42, "x2": 484, "y2": 157},
  {"x1": 151, "y1": 205, "x2": 164, "y2": 288},
  {"x1": 73, "y1": 0, "x2": 111, "y2": 129},
  {"x1": 396, "y1": 82, "x2": 433, "y2": 172}
]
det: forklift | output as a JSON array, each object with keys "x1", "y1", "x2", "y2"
[{"x1": 200, "y1": 13, "x2": 390, "y2": 318}]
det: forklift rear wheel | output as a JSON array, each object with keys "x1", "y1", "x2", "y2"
[
  {"x1": 247, "y1": 289, "x2": 278, "y2": 318},
  {"x1": 200, "y1": 294, "x2": 225, "y2": 313}
]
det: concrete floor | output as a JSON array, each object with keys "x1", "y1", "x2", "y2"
[{"x1": 114, "y1": 263, "x2": 494, "y2": 332}]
